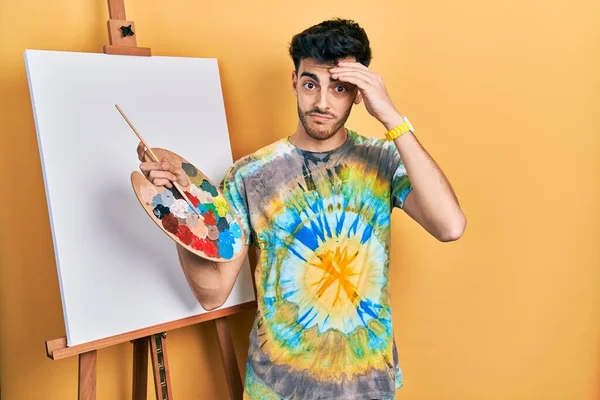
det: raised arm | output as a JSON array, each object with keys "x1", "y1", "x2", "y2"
[
  {"x1": 389, "y1": 129, "x2": 466, "y2": 242},
  {"x1": 330, "y1": 61, "x2": 467, "y2": 242}
]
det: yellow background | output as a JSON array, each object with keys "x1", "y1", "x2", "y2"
[{"x1": 1, "y1": 0, "x2": 598, "y2": 399}]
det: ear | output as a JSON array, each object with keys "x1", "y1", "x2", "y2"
[
  {"x1": 292, "y1": 70, "x2": 298, "y2": 95},
  {"x1": 354, "y1": 91, "x2": 363, "y2": 105}
]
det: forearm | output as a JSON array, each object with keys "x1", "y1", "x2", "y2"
[
  {"x1": 175, "y1": 245, "x2": 236, "y2": 310},
  {"x1": 327, "y1": 61, "x2": 465, "y2": 240},
  {"x1": 383, "y1": 115, "x2": 466, "y2": 240}
]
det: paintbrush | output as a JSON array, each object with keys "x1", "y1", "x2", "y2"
[{"x1": 115, "y1": 104, "x2": 203, "y2": 219}]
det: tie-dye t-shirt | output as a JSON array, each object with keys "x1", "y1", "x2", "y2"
[{"x1": 220, "y1": 129, "x2": 413, "y2": 400}]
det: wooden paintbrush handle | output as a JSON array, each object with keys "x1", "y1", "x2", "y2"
[{"x1": 116, "y1": 104, "x2": 203, "y2": 219}]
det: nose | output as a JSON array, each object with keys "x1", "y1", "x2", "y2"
[{"x1": 314, "y1": 86, "x2": 330, "y2": 111}]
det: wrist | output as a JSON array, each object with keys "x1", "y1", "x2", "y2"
[
  {"x1": 384, "y1": 115, "x2": 414, "y2": 141},
  {"x1": 380, "y1": 112, "x2": 405, "y2": 131}
]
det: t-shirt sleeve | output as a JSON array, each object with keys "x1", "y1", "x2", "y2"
[
  {"x1": 389, "y1": 146, "x2": 413, "y2": 209},
  {"x1": 220, "y1": 162, "x2": 253, "y2": 246}
]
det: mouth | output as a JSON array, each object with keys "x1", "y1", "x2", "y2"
[{"x1": 309, "y1": 113, "x2": 333, "y2": 121}]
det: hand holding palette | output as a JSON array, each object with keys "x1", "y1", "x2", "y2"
[
  {"x1": 131, "y1": 149, "x2": 245, "y2": 261},
  {"x1": 118, "y1": 105, "x2": 246, "y2": 262}
]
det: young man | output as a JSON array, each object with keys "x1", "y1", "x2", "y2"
[{"x1": 138, "y1": 18, "x2": 466, "y2": 400}]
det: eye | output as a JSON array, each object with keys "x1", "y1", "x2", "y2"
[
  {"x1": 335, "y1": 85, "x2": 347, "y2": 93},
  {"x1": 303, "y1": 82, "x2": 316, "y2": 89}
]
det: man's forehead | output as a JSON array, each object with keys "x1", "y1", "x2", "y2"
[{"x1": 298, "y1": 57, "x2": 357, "y2": 74}]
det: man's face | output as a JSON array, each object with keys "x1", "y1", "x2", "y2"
[{"x1": 293, "y1": 57, "x2": 362, "y2": 141}]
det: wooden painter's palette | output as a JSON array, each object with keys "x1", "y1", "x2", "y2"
[{"x1": 131, "y1": 148, "x2": 246, "y2": 262}]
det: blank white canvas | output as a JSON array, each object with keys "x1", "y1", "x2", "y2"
[{"x1": 24, "y1": 49, "x2": 255, "y2": 346}]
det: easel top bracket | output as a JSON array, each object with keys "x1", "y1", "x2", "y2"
[{"x1": 103, "y1": 0, "x2": 151, "y2": 56}]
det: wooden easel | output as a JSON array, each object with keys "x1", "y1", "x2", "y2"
[
  {"x1": 46, "y1": 303, "x2": 254, "y2": 400},
  {"x1": 44, "y1": 1, "x2": 255, "y2": 399}
]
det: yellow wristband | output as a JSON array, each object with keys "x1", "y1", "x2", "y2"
[{"x1": 385, "y1": 118, "x2": 414, "y2": 141}]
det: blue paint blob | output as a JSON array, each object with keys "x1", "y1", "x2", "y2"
[
  {"x1": 219, "y1": 230, "x2": 234, "y2": 245},
  {"x1": 153, "y1": 204, "x2": 170, "y2": 219},
  {"x1": 232, "y1": 237, "x2": 242, "y2": 254},
  {"x1": 217, "y1": 217, "x2": 229, "y2": 232},
  {"x1": 160, "y1": 190, "x2": 175, "y2": 206},
  {"x1": 151, "y1": 194, "x2": 163, "y2": 207},
  {"x1": 229, "y1": 222, "x2": 242, "y2": 238},
  {"x1": 218, "y1": 242, "x2": 234, "y2": 259},
  {"x1": 200, "y1": 180, "x2": 218, "y2": 196}
]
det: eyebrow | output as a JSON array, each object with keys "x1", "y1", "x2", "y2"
[{"x1": 300, "y1": 72, "x2": 319, "y2": 83}]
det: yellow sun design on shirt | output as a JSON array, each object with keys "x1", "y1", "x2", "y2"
[
  {"x1": 294, "y1": 233, "x2": 385, "y2": 334},
  {"x1": 309, "y1": 245, "x2": 361, "y2": 307}
]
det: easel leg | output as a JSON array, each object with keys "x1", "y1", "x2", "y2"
[
  {"x1": 214, "y1": 317, "x2": 243, "y2": 400},
  {"x1": 78, "y1": 350, "x2": 97, "y2": 400},
  {"x1": 132, "y1": 337, "x2": 149, "y2": 400},
  {"x1": 150, "y1": 333, "x2": 173, "y2": 400}
]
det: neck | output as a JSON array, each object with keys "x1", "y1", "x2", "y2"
[{"x1": 289, "y1": 122, "x2": 348, "y2": 152}]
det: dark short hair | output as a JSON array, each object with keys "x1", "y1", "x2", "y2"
[{"x1": 288, "y1": 18, "x2": 372, "y2": 70}]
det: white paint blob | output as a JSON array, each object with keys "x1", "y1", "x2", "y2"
[{"x1": 170, "y1": 199, "x2": 190, "y2": 218}]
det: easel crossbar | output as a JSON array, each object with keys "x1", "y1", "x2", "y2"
[{"x1": 46, "y1": 301, "x2": 256, "y2": 360}]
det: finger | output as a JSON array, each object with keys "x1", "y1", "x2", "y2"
[
  {"x1": 136, "y1": 142, "x2": 146, "y2": 161},
  {"x1": 175, "y1": 168, "x2": 190, "y2": 186},
  {"x1": 151, "y1": 178, "x2": 173, "y2": 188},
  {"x1": 149, "y1": 170, "x2": 178, "y2": 182},
  {"x1": 160, "y1": 157, "x2": 190, "y2": 186},
  {"x1": 160, "y1": 157, "x2": 179, "y2": 174},
  {"x1": 331, "y1": 63, "x2": 371, "y2": 73},
  {"x1": 331, "y1": 66, "x2": 377, "y2": 78},
  {"x1": 331, "y1": 67, "x2": 380, "y2": 83},
  {"x1": 335, "y1": 61, "x2": 370, "y2": 71},
  {"x1": 140, "y1": 161, "x2": 171, "y2": 174},
  {"x1": 331, "y1": 72, "x2": 375, "y2": 90}
]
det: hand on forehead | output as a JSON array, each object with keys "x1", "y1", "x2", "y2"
[{"x1": 298, "y1": 56, "x2": 359, "y2": 84}]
